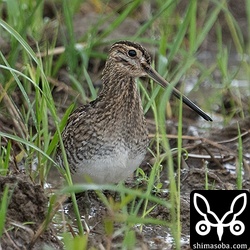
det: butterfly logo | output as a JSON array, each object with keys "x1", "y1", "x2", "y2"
[{"x1": 193, "y1": 193, "x2": 247, "y2": 241}]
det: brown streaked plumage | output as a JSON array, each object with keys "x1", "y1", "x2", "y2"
[{"x1": 56, "y1": 41, "x2": 212, "y2": 184}]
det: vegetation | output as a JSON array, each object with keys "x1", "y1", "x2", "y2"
[{"x1": 0, "y1": 0, "x2": 249, "y2": 249}]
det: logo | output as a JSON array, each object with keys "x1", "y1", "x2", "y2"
[{"x1": 190, "y1": 190, "x2": 250, "y2": 249}]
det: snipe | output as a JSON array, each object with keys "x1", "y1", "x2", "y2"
[{"x1": 56, "y1": 41, "x2": 212, "y2": 184}]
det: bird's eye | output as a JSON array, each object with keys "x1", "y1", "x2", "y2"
[{"x1": 128, "y1": 49, "x2": 137, "y2": 57}]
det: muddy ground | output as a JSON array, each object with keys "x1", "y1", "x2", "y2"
[
  {"x1": 0, "y1": 175, "x2": 63, "y2": 250},
  {"x1": 0, "y1": 1, "x2": 250, "y2": 249},
  {"x1": 1, "y1": 117, "x2": 249, "y2": 249},
  {"x1": 63, "y1": 117, "x2": 250, "y2": 249}
]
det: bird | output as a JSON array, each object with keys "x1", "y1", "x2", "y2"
[{"x1": 56, "y1": 41, "x2": 212, "y2": 184}]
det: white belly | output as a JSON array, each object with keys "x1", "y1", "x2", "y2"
[{"x1": 71, "y1": 149, "x2": 145, "y2": 184}]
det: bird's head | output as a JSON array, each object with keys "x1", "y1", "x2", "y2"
[
  {"x1": 107, "y1": 41, "x2": 151, "y2": 78},
  {"x1": 103, "y1": 41, "x2": 212, "y2": 121}
]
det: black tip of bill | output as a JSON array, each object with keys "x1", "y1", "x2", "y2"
[
  {"x1": 145, "y1": 66, "x2": 213, "y2": 122},
  {"x1": 179, "y1": 94, "x2": 213, "y2": 121}
]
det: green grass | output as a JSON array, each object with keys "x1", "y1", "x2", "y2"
[
  {"x1": 0, "y1": 0, "x2": 249, "y2": 249},
  {"x1": 236, "y1": 123, "x2": 243, "y2": 190},
  {"x1": 0, "y1": 186, "x2": 9, "y2": 237}
]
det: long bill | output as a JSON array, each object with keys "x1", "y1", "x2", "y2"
[{"x1": 145, "y1": 66, "x2": 213, "y2": 121}]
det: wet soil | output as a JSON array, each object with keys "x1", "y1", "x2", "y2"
[
  {"x1": 63, "y1": 117, "x2": 250, "y2": 249},
  {"x1": 1, "y1": 120, "x2": 249, "y2": 249},
  {"x1": 0, "y1": 174, "x2": 63, "y2": 250},
  {"x1": 0, "y1": 1, "x2": 250, "y2": 249}
]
